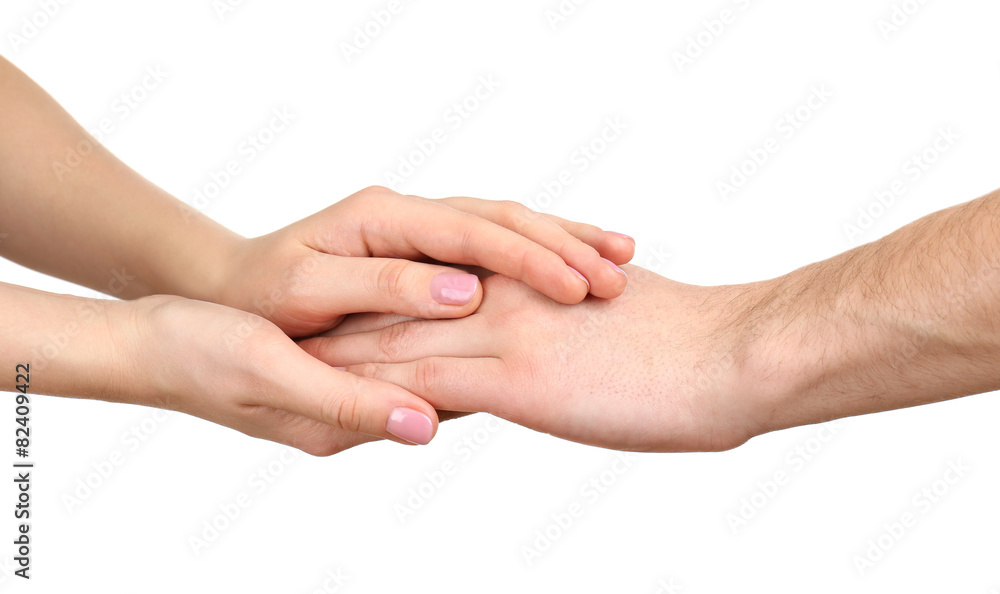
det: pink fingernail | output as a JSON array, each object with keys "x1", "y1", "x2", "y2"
[
  {"x1": 386, "y1": 407, "x2": 434, "y2": 445},
  {"x1": 332, "y1": 366, "x2": 347, "y2": 371},
  {"x1": 607, "y1": 231, "x2": 635, "y2": 244},
  {"x1": 430, "y1": 273, "x2": 478, "y2": 305},
  {"x1": 602, "y1": 257, "x2": 627, "y2": 276},
  {"x1": 568, "y1": 266, "x2": 590, "y2": 289}
]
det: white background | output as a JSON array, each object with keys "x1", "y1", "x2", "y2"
[{"x1": 2, "y1": 0, "x2": 1000, "y2": 592}]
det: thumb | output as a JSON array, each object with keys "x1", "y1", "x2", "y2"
[
  {"x1": 273, "y1": 345, "x2": 440, "y2": 445},
  {"x1": 325, "y1": 256, "x2": 484, "y2": 319}
]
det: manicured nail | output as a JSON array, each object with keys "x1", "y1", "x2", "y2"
[
  {"x1": 430, "y1": 273, "x2": 478, "y2": 305},
  {"x1": 568, "y1": 266, "x2": 590, "y2": 289},
  {"x1": 607, "y1": 231, "x2": 635, "y2": 244},
  {"x1": 603, "y1": 257, "x2": 627, "y2": 276},
  {"x1": 386, "y1": 407, "x2": 433, "y2": 445}
]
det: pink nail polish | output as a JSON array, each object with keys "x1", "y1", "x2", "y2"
[
  {"x1": 568, "y1": 266, "x2": 590, "y2": 289},
  {"x1": 607, "y1": 231, "x2": 635, "y2": 244},
  {"x1": 602, "y1": 257, "x2": 627, "y2": 276},
  {"x1": 430, "y1": 273, "x2": 478, "y2": 305},
  {"x1": 386, "y1": 407, "x2": 433, "y2": 445}
]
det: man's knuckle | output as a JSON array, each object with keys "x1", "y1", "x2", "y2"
[{"x1": 377, "y1": 323, "x2": 409, "y2": 361}]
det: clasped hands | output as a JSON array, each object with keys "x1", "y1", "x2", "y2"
[{"x1": 124, "y1": 185, "x2": 756, "y2": 456}]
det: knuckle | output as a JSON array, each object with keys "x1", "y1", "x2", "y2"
[
  {"x1": 335, "y1": 393, "x2": 363, "y2": 433},
  {"x1": 374, "y1": 259, "x2": 411, "y2": 302},
  {"x1": 353, "y1": 362, "x2": 383, "y2": 380},
  {"x1": 359, "y1": 185, "x2": 396, "y2": 202},
  {"x1": 495, "y1": 200, "x2": 531, "y2": 227},
  {"x1": 377, "y1": 323, "x2": 410, "y2": 361},
  {"x1": 317, "y1": 388, "x2": 363, "y2": 433},
  {"x1": 413, "y1": 358, "x2": 442, "y2": 394}
]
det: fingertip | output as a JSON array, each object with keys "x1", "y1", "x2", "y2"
[
  {"x1": 546, "y1": 266, "x2": 591, "y2": 304},
  {"x1": 584, "y1": 258, "x2": 629, "y2": 299},
  {"x1": 603, "y1": 231, "x2": 636, "y2": 265},
  {"x1": 426, "y1": 271, "x2": 483, "y2": 317},
  {"x1": 385, "y1": 406, "x2": 437, "y2": 445}
]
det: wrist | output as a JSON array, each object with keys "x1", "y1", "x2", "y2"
[
  {"x1": 2, "y1": 286, "x2": 135, "y2": 403},
  {"x1": 735, "y1": 256, "x2": 891, "y2": 437}
]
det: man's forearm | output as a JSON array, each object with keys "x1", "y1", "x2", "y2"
[
  {"x1": 745, "y1": 189, "x2": 1000, "y2": 433},
  {"x1": 0, "y1": 56, "x2": 241, "y2": 301}
]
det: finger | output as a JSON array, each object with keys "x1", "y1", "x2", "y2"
[
  {"x1": 349, "y1": 357, "x2": 515, "y2": 417},
  {"x1": 235, "y1": 405, "x2": 379, "y2": 456},
  {"x1": 300, "y1": 316, "x2": 491, "y2": 366},
  {"x1": 540, "y1": 213, "x2": 635, "y2": 266},
  {"x1": 317, "y1": 255, "x2": 486, "y2": 320},
  {"x1": 358, "y1": 194, "x2": 592, "y2": 304},
  {"x1": 313, "y1": 312, "x2": 418, "y2": 338},
  {"x1": 261, "y1": 346, "x2": 441, "y2": 446},
  {"x1": 432, "y1": 196, "x2": 628, "y2": 299}
]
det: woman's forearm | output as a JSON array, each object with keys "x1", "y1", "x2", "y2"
[
  {"x1": 0, "y1": 56, "x2": 242, "y2": 302},
  {"x1": 0, "y1": 281, "x2": 132, "y2": 402},
  {"x1": 747, "y1": 189, "x2": 1000, "y2": 433}
]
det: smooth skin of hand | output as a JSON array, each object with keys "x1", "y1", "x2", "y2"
[
  {"x1": 216, "y1": 185, "x2": 633, "y2": 338},
  {"x1": 0, "y1": 283, "x2": 426, "y2": 453},
  {"x1": 0, "y1": 55, "x2": 633, "y2": 338},
  {"x1": 0, "y1": 56, "x2": 632, "y2": 450},
  {"x1": 303, "y1": 189, "x2": 1000, "y2": 453}
]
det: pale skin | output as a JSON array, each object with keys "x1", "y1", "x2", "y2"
[
  {"x1": 0, "y1": 56, "x2": 635, "y2": 452},
  {"x1": 303, "y1": 189, "x2": 1000, "y2": 452}
]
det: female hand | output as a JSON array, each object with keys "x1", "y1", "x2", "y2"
[
  {"x1": 214, "y1": 185, "x2": 635, "y2": 337},
  {"x1": 118, "y1": 295, "x2": 446, "y2": 454}
]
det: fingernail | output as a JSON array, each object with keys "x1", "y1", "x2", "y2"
[
  {"x1": 607, "y1": 231, "x2": 635, "y2": 244},
  {"x1": 430, "y1": 273, "x2": 478, "y2": 305},
  {"x1": 386, "y1": 407, "x2": 434, "y2": 445},
  {"x1": 603, "y1": 257, "x2": 627, "y2": 276},
  {"x1": 568, "y1": 266, "x2": 590, "y2": 289},
  {"x1": 332, "y1": 366, "x2": 347, "y2": 371}
]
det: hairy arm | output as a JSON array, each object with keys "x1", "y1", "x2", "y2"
[
  {"x1": 302, "y1": 188, "x2": 1000, "y2": 452},
  {"x1": 747, "y1": 189, "x2": 1000, "y2": 434}
]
